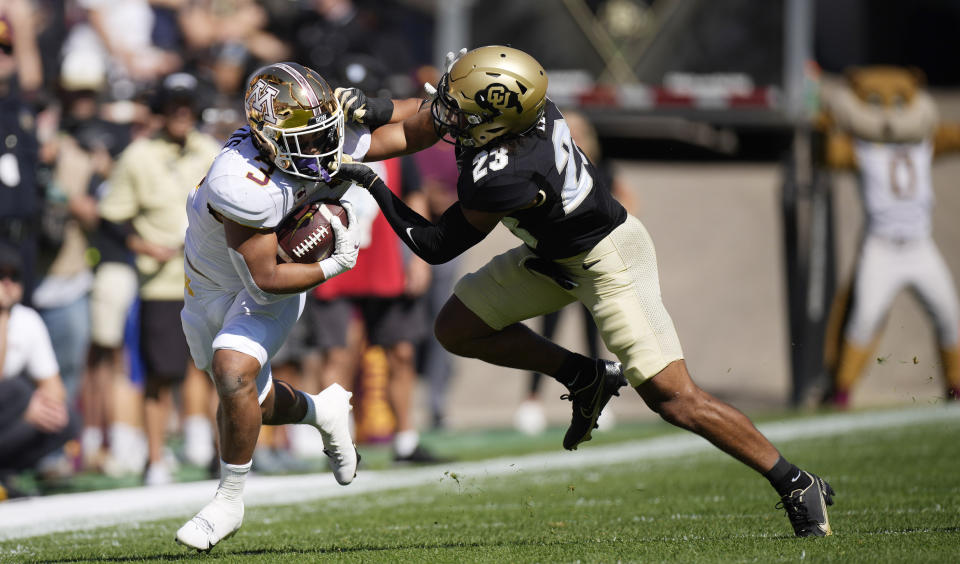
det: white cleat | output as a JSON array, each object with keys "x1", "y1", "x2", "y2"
[
  {"x1": 175, "y1": 497, "x2": 244, "y2": 552},
  {"x1": 310, "y1": 383, "x2": 359, "y2": 485}
]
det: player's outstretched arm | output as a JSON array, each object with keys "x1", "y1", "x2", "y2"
[
  {"x1": 364, "y1": 107, "x2": 439, "y2": 162},
  {"x1": 334, "y1": 162, "x2": 490, "y2": 265},
  {"x1": 336, "y1": 87, "x2": 423, "y2": 129},
  {"x1": 222, "y1": 215, "x2": 358, "y2": 303},
  {"x1": 336, "y1": 47, "x2": 465, "y2": 129}
]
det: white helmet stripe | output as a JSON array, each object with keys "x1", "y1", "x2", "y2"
[{"x1": 275, "y1": 62, "x2": 321, "y2": 118}]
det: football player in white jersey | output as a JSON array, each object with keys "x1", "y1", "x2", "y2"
[
  {"x1": 175, "y1": 62, "x2": 370, "y2": 552},
  {"x1": 329, "y1": 46, "x2": 835, "y2": 538}
]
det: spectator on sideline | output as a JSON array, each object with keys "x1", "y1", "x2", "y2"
[
  {"x1": 0, "y1": 243, "x2": 80, "y2": 500},
  {"x1": 52, "y1": 49, "x2": 127, "y2": 471},
  {"x1": 98, "y1": 72, "x2": 220, "y2": 485},
  {"x1": 0, "y1": 5, "x2": 42, "y2": 305},
  {"x1": 77, "y1": 0, "x2": 181, "y2": 100}
]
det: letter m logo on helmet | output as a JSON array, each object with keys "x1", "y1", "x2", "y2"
[{"x1": 247, "y1": 79, "x2": 280, "y2": 125}]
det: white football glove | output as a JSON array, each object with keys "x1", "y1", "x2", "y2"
[
  {"x1": 424, "y1": 47, "x2": 468, "y2": 97},
  {"x1": 318, "y1": 201, "x2": 360, "y2": 280},
  {"x1": 444, "y1": 47, "x2": 468, "y2": 73}
]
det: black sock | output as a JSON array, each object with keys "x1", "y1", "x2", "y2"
[
  {"x1": 764, "y1": 456, "x2": 813, "y2": 496},
  {"x1": 552, "y1": 353, "x2": 595, "y2": 389}
]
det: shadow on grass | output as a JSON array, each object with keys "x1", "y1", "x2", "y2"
[
  {"x1": 34, "y1": 537, "x2": 580, "y2": 563},
  {"x1": 33, "y1": 526, "x2": 960, "y2": 563}
]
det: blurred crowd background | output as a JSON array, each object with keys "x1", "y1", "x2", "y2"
[
  {"x1": 2, "y1": 0, "x2": 960, "y2": 499},
  {"x1": 0, "y1": 0, "x2": 456, "y2": 497}
]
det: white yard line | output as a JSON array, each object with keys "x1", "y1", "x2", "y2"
[{"x1": 1, "y1": 405, "x2": 957, "y2": 541}]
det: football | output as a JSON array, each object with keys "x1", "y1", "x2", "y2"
[{"x1": 275, "y1": 199, "x2": 349, "y2": 263}]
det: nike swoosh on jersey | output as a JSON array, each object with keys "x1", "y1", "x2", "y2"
[{"x1": 405, "y1": 227, "x2": 420, "y2": 250}]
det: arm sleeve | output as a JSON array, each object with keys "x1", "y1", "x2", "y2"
[{"x1": 367, "y1": 177, "x2": 486, "y2": 265}]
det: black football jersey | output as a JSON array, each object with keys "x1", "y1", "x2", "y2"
[{"x1": 455, "y1": 100, "x2": 627, "y2": 260}]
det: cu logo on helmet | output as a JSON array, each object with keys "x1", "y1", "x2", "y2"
[
  {"x1": 247, "y1": 79, "x2": 280, "y2": 124},
  {"x1": 476, "y1": 83, "x2": 522, "y2": 114}
]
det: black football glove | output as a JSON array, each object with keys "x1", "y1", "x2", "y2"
[
  {"x1": 332, "y1": 161, "x2": 381, "y2": 190},
  {"x1": 334, "y1": 87, "x2": 394, "y2": 130}
]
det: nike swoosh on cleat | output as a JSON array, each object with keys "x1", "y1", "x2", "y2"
[
  {"x1": 194, "y1": 516, "x2": 215, "y2": 535},
  {"x1": 582, "y1": 259, "x2": 601, "y2": 270}
]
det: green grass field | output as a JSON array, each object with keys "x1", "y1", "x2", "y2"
[{"x1": 2, "y1": 408, "x2": 959, "y2": 563}]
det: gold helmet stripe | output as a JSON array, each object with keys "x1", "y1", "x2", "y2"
[{"x1": 275, "y1": 62, "x2": 321, "y2": 118}]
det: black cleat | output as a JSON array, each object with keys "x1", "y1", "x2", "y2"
[
  {"x1": 776, "y1": 471, "x2": 835, "y2": 537},
  {"x1": 561, "y1": 360, "x2": 627, "y2": 450}
]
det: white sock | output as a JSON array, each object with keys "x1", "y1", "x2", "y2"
[
  {"x1": 299, "y1": 391, "x2": 317, "y2": 427},
  {"x1": 215, "y1": 460, "x2": 251, "y2": 504},
  {"x1": 393, "y1": 429, "x2": 419, "y2": 458},
  {"x1": 81, "y1": 427, "x2": 103, "y2": 456}
]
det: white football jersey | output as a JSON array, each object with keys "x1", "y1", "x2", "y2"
[
  {"x1": 183, "y1": 124, "x2": 369, "y2": 293},
  {"x1": 854, "y1": 139, "x2": 934, "y2": 240}
]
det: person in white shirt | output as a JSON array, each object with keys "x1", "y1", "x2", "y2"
[
  {"x1": 175, "y1": 62, "x2": 371, "y2": 552},
  {"x1": 0, "y1": 243, "x2": 79, "y2": 500}
]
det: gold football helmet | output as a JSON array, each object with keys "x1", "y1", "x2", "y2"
[
  {"x1": 431, "y1": 46, "x2": 548, "y2": 147},
  {"x1": 244, "y1": 62, "x2": 343, "y2": 181}
]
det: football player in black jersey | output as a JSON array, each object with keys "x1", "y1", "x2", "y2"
[{"x1": 331, "y1": 46, "x2": 834, "y2": 538}]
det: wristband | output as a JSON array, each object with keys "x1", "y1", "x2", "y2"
[{"x1": 365, "y1": 97, "x2": 394, "y2": 130}]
